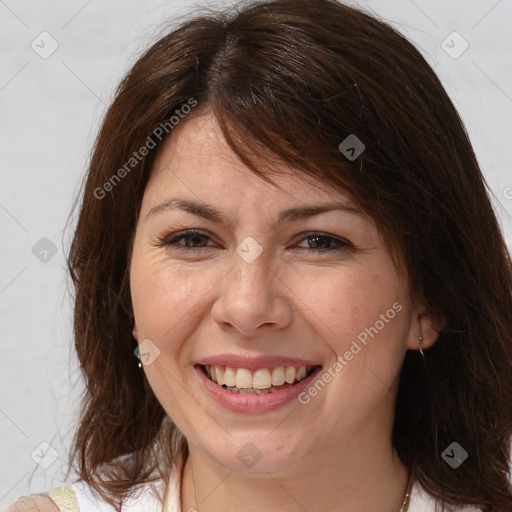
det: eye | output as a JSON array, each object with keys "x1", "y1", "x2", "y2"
[
  {"x1": 294, "y1": 232, "x2": 352, "y2": 253},
  {"x1": 161, "y1": 229, "x2": 352, "y2": 254},
  {"x1": 163, "y1": 229, "x2": 215, "y2": 252}
]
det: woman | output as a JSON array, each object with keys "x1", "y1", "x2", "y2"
[{"x1": 9, "y1": 0, "x2": 512, "y2": 510}]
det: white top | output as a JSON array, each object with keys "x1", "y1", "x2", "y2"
[{"x1": 46, "y1": 451, "x2": 483, "y2": 512}]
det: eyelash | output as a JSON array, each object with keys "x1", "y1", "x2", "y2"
[{"x1": 161, "y1": 229, "x2": 352, "y2": 254}]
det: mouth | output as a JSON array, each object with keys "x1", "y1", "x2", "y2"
[{"x1": 198, "y1": 364, "x2": 321, "y2": 395}]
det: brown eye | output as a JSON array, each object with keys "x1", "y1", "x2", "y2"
[
  {"x1": 164, "y1": 230, "x2": 216, "y2": 251},
  {"x1": 295, "y1": 233, "x2": 351, "y2": 253}
]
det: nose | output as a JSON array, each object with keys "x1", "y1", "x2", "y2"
[{"x1": 211, "y1": 248, "x2": 293, "y2": 337}]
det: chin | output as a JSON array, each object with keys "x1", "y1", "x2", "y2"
[{"x1": 199, "y1": 434, "x2": 309, "y2": 475}]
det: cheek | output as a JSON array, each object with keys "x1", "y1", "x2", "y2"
[
  {"x1": 129, "y1": 254, "x2": 210, "y2": 413},
  {"x1": 130, "y1": 251, "x2": 208, "y2": 344},
  {"x1": 298, "y1": 267, "x2": 411, "y2": 423},
  {"x1": 296, "y1": 263, "x2": 410, "y2": 359}
]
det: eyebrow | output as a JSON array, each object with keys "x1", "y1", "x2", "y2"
[{"x1": 145, "y1": 197, "x2": 363, "y2": 226}]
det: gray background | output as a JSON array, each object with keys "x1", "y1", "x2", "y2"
[{"x1": 1, "y1": 0, "x2": 511, "y2": 506}]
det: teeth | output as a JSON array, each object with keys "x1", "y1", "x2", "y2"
[
  {"x1": 223, "y1": 366, "x2": 236, "y2": 387},
  {"x1": 285, "y1": 367, "x2": 296, "y2": 384},
  {"x1": 206, "y1": 365, "x2": 313, "y2": 390},
  {"x1": 296, "y1": 366, "x2": 307, "y2": 381},
  {"x1": 253, "y1": 369, "x2": 271, "y2": 389},
  {"x1": 215, "y1": 366, "x2": 224, "y2": 386},
  {"x1": 271, "y1": 366, "x2": 285, "y2": 386},
  {"x1": 235, "y1": 368, "x2": 253, "y2": 389}
]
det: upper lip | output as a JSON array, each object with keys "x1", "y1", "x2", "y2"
[{"x1": 196, "y1": 354, "x2": 322, "y2": 370}]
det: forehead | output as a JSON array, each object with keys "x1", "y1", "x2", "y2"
[{"x1": 145, "y1": 110, "x2": 356, "y2": 207}]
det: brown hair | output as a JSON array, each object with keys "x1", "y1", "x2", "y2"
[{"x1": 66, "y1": 0, "x2": 512, "y2": 510}]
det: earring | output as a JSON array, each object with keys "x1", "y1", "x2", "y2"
[
  {"x1": 132, "y1": 327, "x2": 142, "y2": 368},
  {"x1": 418, "y1": 320, "x2": 425, "y2": 360}
]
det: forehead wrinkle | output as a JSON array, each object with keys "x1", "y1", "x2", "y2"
[{"x1": 145, "y1": 196, "x2": 365, "y2": 233}]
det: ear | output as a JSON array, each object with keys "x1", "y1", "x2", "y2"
[
  {"x1": 132, "y1": 321, "x2": 139, "y2": 341},
  {"x1": 406, "y1": 302, "x2": 442, "y2": 352}
]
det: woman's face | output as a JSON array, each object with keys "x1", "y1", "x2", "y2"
[{"x1": 130, "y1": 111, "x2": 429, "y2": 474}]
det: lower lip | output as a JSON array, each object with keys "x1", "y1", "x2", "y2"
[{"x1": 194, "y1": 365, "x2": 323, "y2": 413}]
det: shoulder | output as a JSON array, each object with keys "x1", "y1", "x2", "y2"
[
  {"x1": 6, "y1": 465, "x2": 180, "y2": 512},
  {"x1": 5, "y1": 494, "x2": 59, "y2": 512},
  {"x1": 5, "y1": 486, "x2": 80, "y2": 512}
]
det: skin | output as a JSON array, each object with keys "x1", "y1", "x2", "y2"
[
  {"x1": 7, "y1": 495, "x2": 59, "y2": 512},
  {"x1": 130, "y1": 111, "x2": 439, "y2": 512}
]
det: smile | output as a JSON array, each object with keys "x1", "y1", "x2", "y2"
[{"x1": 202, "y1": 364, "x2": 318, "y2": 394}]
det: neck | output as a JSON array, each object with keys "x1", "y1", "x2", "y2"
[{"x1": 179, "y1": 427, "x2": 410, "y2": 512}]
